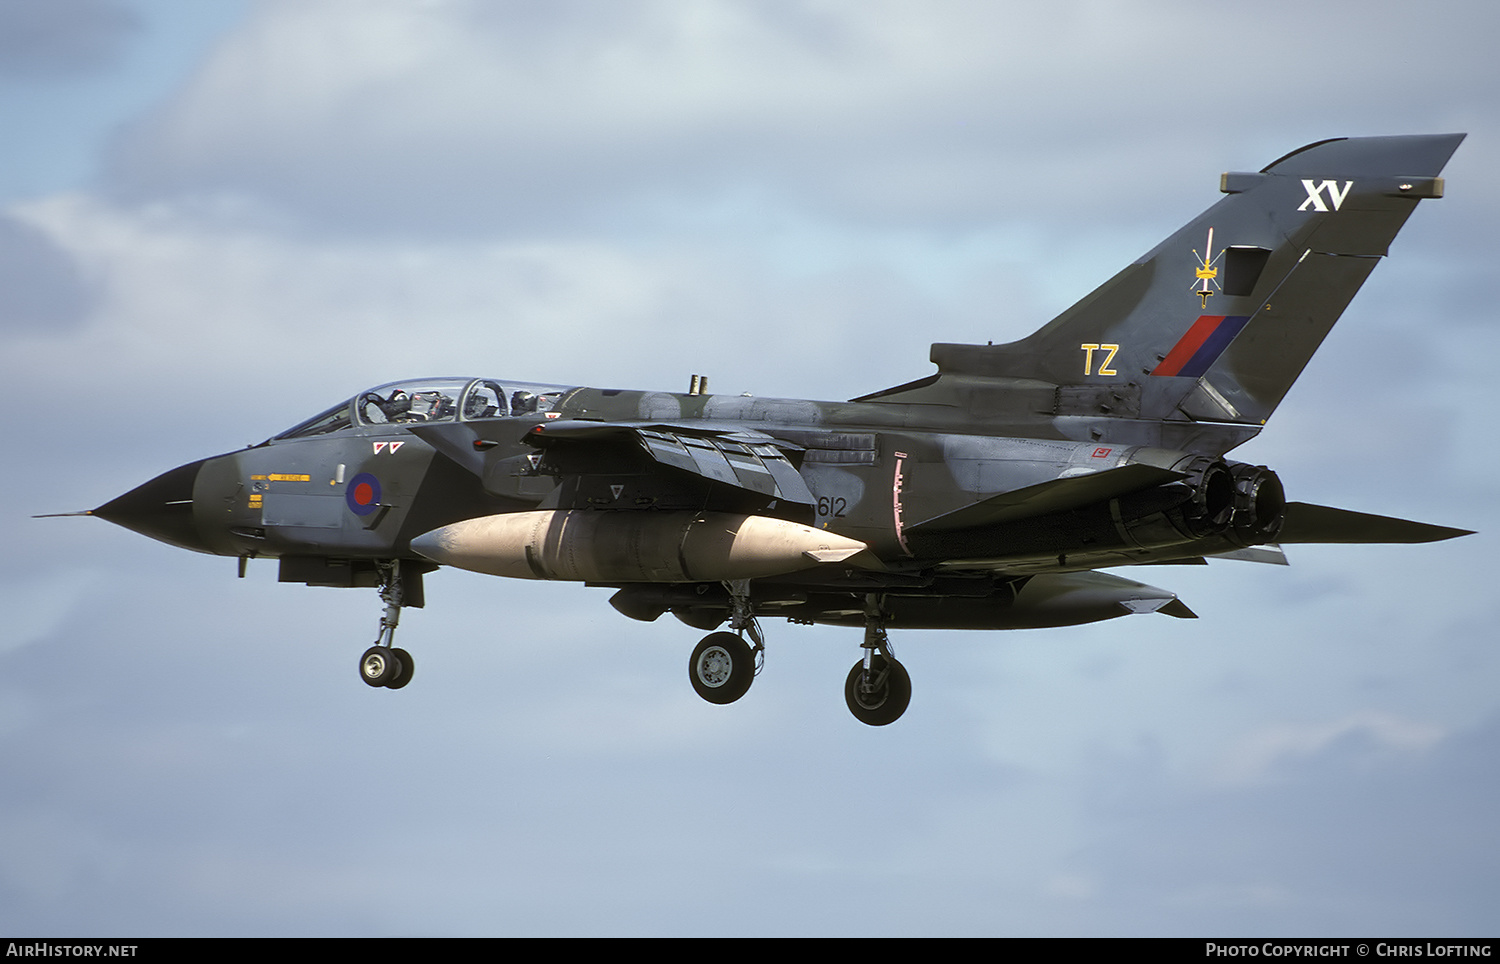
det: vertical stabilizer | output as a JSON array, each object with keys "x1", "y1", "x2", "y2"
[{"x1": 918, "y1": 135, "x2": 1463, "y2": 441}]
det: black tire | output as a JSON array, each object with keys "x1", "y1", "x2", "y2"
[
  {"x1": 359, "y1": 645, "x2": 399, "y2": 688},
  {"x1": 844, "y1": 654, "x2": 911, "y2": 726},
  {"x1": 385, "y1": 647, "x2": 414, "y2": 690},
  {"x1": 688, "y1": 632, "x2": 754, "y2": 705}
]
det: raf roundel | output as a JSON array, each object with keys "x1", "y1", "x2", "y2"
[{"x1": 346, "y1": 472, "x2": 382, "y2": 516}]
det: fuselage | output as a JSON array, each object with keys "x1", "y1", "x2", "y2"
[{"x1": 98, "y1": 375, "x2": 1281, "y2": 594}]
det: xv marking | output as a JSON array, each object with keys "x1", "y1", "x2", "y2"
[{"x1": 1298, "y1": 179, "x2": 1354, "y2": 212}]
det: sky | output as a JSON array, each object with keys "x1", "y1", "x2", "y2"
[{"x1": 2, "y1": 0, "x2": 1497, "y2": 937}]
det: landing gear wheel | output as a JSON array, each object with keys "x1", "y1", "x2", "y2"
[
  {"x1": 845, "y1": 654, "x2": 911, "y2": 726},
  {"x1": 385, "y1": 647, "x2": 414, "y2": 690},
  {"x1": 689, "y1": 632, "x2": 755, "y2": 705},
  {"x1": 359, "y1": 645, "x2": 402, "y2": 688}
]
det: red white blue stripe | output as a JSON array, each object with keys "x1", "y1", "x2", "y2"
[{"x1": 1151, "y1": 315, "x2": 1251, "y2": 377}]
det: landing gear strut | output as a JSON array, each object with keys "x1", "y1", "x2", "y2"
[
  {"x1": 687, "y1": 579, "x2": 763, "y2": 705},
  {"x1": 845, "y1": 593, "x2": 910, "y2": 726},
  {"x1": 360, "y1": 559, "x2": 414, "y2": 689}
]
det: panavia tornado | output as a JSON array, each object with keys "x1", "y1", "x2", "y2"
[{"x1": 73, "y1": 134, "x2": 1472, "y2": 725}]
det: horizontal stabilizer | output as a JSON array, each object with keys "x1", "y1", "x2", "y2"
[
  {"x1": 1279, "y1": 502, "x2": 1473, "y2": 544},
  {"x1": 912, "y1": 463, "x2": 1185, "y2": 531}
]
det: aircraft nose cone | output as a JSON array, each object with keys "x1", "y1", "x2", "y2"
[{"x1": 93, "y1": 458, "x2": 211, "y2": 553}]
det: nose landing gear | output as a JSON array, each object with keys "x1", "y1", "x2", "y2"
[
  {"x1": 360, "y1": 645, "x2": 413, "y2": 689},
  {"x1": 359, "y1": 560, "x2": 415, "y2": 689}
]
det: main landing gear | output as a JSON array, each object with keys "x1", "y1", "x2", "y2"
[
  {"x1": 685, "y1": 588, "x2": 912, "y2": 726},
  {"x1": 688, "y1": 633, "x2": 757, "y2": 703},
  {"x1": 844, "y1": 594, "x2": 910, "y2": 726},
  {"x1": 688, "y1": 580, "x2": 763, "y2": 704},
  {"x1": 359, "y1": 560, "x2": 415, "y2": 690}
]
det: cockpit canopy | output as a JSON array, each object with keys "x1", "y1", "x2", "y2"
[{"x1": 273, "y1": 377, "x2": 576, "y2": 441}]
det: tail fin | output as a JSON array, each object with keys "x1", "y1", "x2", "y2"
[{"x1": 900, "y1": 135, "x2": 1463, "y2": 450}]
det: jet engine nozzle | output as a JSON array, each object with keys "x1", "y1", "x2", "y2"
[
  {"x1": 410, "y1": 510, "x2": 871, "y2": 583},
  {"x1": 1172, "y1": 456, "x2": 1236, "y2": 537},
  {"x1": 1228, "y1": 463, "x2": 1286, "y2": 545}
]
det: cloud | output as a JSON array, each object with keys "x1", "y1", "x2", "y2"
[
  {"x1": 1216, "y1": 711, "x2": 1446, "y2": 786},
  {"x1": 100, "y1": 0, "x2": 1500, "y2": 235},
  {"x1": 1069, "y1": 711, "x2": 1500, "y2": 934},
  {"x1": 0, "y1": 214, "x2": 99, "y2": 332},
  {"x1": 0, "y1": 0, "x2": 140, "y2": 79},
  {"x1": 7, "y1": 190, "x2": 950, "y2": 413}
]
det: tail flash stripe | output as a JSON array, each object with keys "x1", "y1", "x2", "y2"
[{"x1": 1152, "y1": 315, "x2": 1251, "y2": 377}]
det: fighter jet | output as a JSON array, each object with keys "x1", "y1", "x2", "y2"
[{"x1": 73, "y1": 134, "x2": 1472, "y2": 725}]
